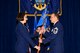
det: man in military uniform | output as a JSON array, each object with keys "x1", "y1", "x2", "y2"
[
  {"x1": 39, "y1": 13, "x2": 64, "y2": 53},
  {"x1": 15, "y1": 13, "x2": 40, "y2": 53}
]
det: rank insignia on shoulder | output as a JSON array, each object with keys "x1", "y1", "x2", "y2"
[{"x1": 53, "y1": 27, "x2": 58, "y2": 34}]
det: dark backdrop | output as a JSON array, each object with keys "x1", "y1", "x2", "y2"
[{"x1": 0, "y1": 0, "x2": 80, "y2": 53}]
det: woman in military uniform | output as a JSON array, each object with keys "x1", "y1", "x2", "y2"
[{"x1": 15, "y1": 13, "x2": 40, "y2": 53}]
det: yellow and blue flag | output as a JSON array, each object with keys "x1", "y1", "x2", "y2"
[{"x1": 19, "y1": 0, "x2": 60, "y2": 14}]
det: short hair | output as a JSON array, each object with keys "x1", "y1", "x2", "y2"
[
  {"x1": 52, "y1": 13, "x2": 60, "y2": 19},
  {"x1": 16, "y1": 12, "x2": 26, "y2": 21}
]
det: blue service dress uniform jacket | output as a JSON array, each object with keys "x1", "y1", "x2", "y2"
[
  {"x1": 43, "y1": 21, "x2": 64, "y2": 53},
  {"x1": 15, "y1": 22, "x2": 39, "y2": 53}
]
